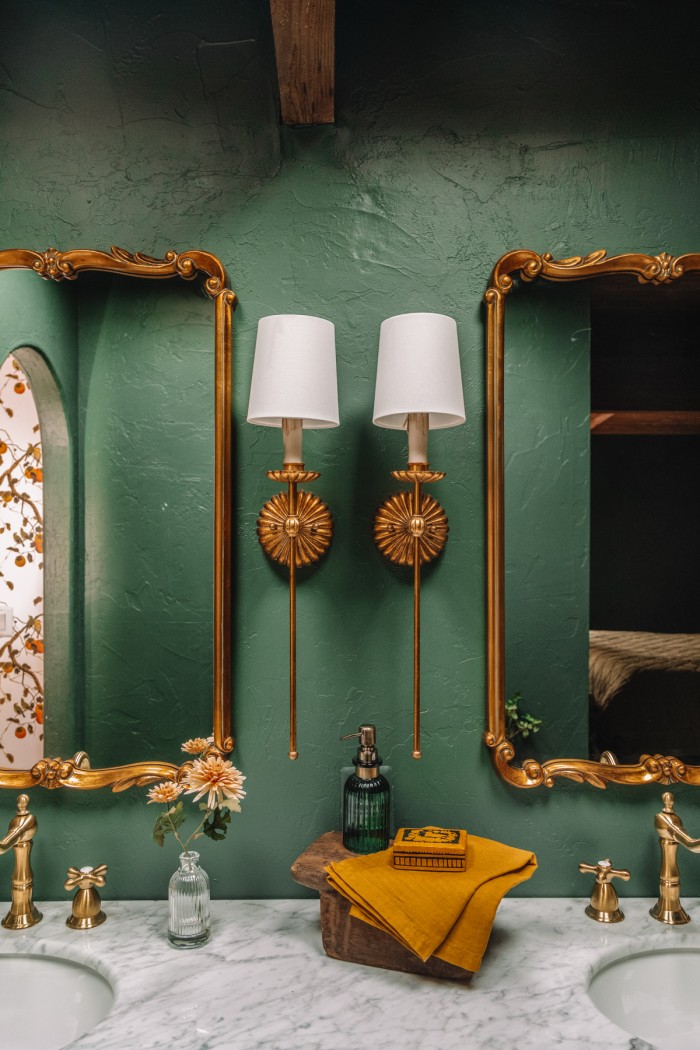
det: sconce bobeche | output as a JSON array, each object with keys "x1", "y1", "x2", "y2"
[
  {"x1": 247, "y1": 315, "x2": 339, "y2": 760},
  {"x1": 372, "y1": 313, "x2": 465, "y2": 758}
]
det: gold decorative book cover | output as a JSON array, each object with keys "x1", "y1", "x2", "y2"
[{"x1": 392, "y1": 826, "x2": 468, "y2": 870}]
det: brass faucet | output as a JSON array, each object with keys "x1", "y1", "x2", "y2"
[
  {"x1": 0, "y1": 793, "x2": 42, "y2": 929},
  {"x1": 650, "y1": 791, "x2": 700, "y2": 925}
]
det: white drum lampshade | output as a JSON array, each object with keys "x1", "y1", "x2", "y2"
[
  {"x1": 247, "y1": 314, "x2": 339, "y2": 429},
  {"x1": 373, "y1": 311, "x2": 465, "y2": 427}
]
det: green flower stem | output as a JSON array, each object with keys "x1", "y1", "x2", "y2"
[{"x1": 166, "y1": 805, "x2": 210, "y2": 854}]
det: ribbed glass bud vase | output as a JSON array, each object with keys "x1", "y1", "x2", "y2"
[{"x1": 168, "y1": 851, "x2": 211, "y2": 948}]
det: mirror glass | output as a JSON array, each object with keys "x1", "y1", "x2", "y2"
[
  {"x1": 588, "y1": 277, "x2": 700, "y2": 764},
  {"x1": 502, "y1": 269, "x2": 700, "y2": 771},
  {"x1": 505, "y1": 275, "x2": 700, "y2": 764},
  {"x1": 0, "y1": 249, "x2": 232, "y2": 788}
]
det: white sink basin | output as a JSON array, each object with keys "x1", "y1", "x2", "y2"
[
  {"x1": 0, "y1": 953, "x2": 114, "y2": 1050},
  {"x1": 589, "y1": 947, "x2": 700, "y2": 1050}
]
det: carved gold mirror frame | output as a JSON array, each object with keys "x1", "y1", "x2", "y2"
[
  {"x1": 484, "y1": 248, "x2": 700, "y2": 788},
  {"x1": 0, "y1": 246, "x2": 236, "y2": 791}
]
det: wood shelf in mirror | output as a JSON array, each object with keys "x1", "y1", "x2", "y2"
[{"x1": 590, "y1": 410, "x2": 700, "y2": 435}]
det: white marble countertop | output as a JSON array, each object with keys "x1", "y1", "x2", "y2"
[{"x1": 2, "y1": 896, "x2": 699, "y2": 1049}]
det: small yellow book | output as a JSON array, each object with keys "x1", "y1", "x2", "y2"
[{"x1": 392, "y1": 826, "x2": 468, "y2": 870}]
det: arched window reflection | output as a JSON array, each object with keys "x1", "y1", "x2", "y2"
[{"x1": 0, "y1": 355, "x2": 44, "y2": 765}]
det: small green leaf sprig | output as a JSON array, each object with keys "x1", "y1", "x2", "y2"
[{"x1": 505, "y1": 692, "x2": 543, "y2": 741}]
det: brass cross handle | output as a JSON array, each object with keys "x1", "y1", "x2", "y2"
[
  {"x1": 65, "y1": 863, "x2": 108, "y2": 891},
  {"x1": 579, "y1": 858, "x2": 630, "y2": 923},
  {"x1": 65, "y1": 863, "x2": 108, "y2": 930},
  {"x1": 579, "y1": 858, "x2": 630, "y2": 883}
]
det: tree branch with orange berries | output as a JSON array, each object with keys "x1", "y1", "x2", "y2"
[
  {"x1": 0, "y1": 365, "x2": 44, "y2": 764},
  {"x1": 0, "y1": 614, "x2": 44, "y2": 762}
]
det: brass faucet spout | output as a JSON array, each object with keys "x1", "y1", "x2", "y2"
[
  {"x1": 0, "y1": 793, "x2": 42, "y2": 930},
  {"x1": 650, "y1": 791, "x2": 700, "y2": 925}
]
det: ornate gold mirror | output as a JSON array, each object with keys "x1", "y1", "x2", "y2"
[
  {"x1": 0, "y1": 247, "x2": 235, "y2": 791},
  {"x1": 485, "y1": 249, "x2": 700, "y2": 788}
]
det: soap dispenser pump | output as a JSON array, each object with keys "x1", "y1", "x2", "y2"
[{"x1": 341, "y1": 724, "x2": 391, "y2": 854}]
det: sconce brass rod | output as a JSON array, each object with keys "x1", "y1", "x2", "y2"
[
  {"x1": 257, "y1": 465, "x2": 332, "y2": 760},
  {"x1": 412, "y1": 477, "x2": 423, "y2": 759},
  {"x1": 214, "y1": 285, "x2": 235, "y2": 755},
  {"x1": 288, "y1": 479, "x2": 298, "y2": 760},
  {"x1": 374, "y1": 465, "x2": 448, "y2": 758}
]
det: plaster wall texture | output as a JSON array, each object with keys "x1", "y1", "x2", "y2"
[
  {"x1": 505, "y1": 286, "x2": 590, "y2": 761},
  {"x1": 1, "y1": 0, "x2": 699, "y2": 899}
]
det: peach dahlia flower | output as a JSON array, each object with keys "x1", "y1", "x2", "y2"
[
  {"x1": 181, "y1": 737, "x2": 213, "y2": 755},
  {"x1": 147, "y1": 781, "x2": 183, "y2": 805},
  {"x1": 183, "y1": 755, "x2": 247, "y2": 811}
]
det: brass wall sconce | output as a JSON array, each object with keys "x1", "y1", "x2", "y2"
[
  {"x1": 372, "y1": 313, "x2": 465, "y2": 758},
  {"x1": 247, "y1": 314, "x2": 339, "y2": 760}
]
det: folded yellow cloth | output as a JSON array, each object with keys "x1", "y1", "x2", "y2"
[{"x1": 325, "y1": 834, "x2": 536, "y2": 973}]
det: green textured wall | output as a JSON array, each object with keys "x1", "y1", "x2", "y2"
[
  {"x1": 78, "y1": 278, "x2": 215, "y2": 767},
  {"x1": 2, "y1": 0, "x2": 700, "y2": 901},
  {"x1": 505, "y1": 285, "x2": 590, "y2": 759}
]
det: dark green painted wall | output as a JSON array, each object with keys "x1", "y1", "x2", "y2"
[
  {"x1": 505, "y1": 285, "x2": 590, "y2": 759},
  {"x1": 2, "y1": 0, "x2": 700, "y2": 900},
  {"x1": 78, "y1": 278, "x2": 215, "y2": 768}
]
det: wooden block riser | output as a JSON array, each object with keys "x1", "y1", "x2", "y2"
[
  {"x1": 319, "y1": 890, "x2": 472, "y2": 981},
  {"x1": 291, "y1": 832, "x2": 472, "y2": 981}
]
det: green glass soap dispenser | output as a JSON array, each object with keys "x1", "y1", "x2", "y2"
[{"x1": 341, "y1": 724, "x2": 391, "y2": 854}]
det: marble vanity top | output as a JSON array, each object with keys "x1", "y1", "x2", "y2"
[{"x1": 1, "y1": 896, "x2": 696, "y2": 1049}]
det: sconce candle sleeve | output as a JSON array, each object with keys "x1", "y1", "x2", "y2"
[
  {"x1": 282, "y1": 418, "x2": 303, "y2": 464},
  {"x1": 407, "y1": 413, "x2": 429, "y2": 464}
]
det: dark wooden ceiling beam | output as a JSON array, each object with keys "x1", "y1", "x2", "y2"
[{"x1": 269, "y1": 0, "x2": 335, "y2": 126}]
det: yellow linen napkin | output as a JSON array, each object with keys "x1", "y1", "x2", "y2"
[{"x1": 325, "y1": 834, "x2": 536, "y2": 973}]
